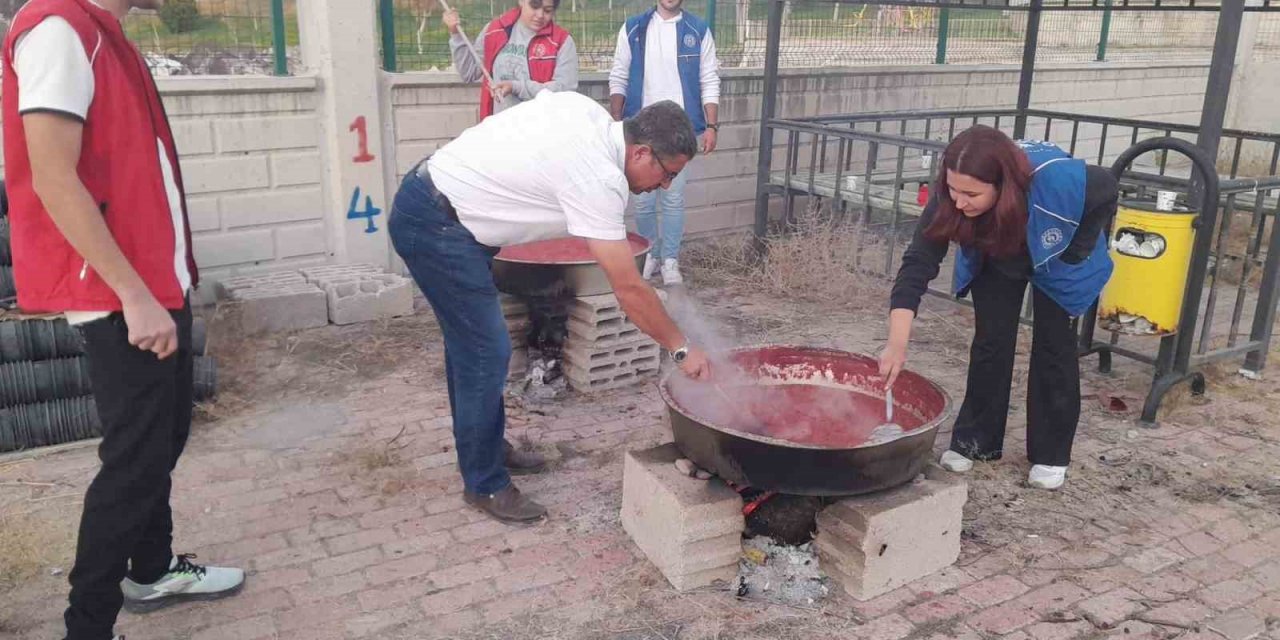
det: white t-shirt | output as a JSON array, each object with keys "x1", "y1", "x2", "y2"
[
  {"x1": 12, "y1": 8, "x2": 191, "y2": 324},
  {"x1": 427, "y1": 91, "x2": 629, "y2": 247},
  {"x1": 607, "y1": 12, "x2": 721, "y2": 110}
]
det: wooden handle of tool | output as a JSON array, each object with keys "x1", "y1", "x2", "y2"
[{"x1": 438, "y1": 0, "x2": 499, "y2": 89}]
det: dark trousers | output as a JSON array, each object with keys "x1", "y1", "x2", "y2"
[
  {"x1": 64, "y1": 304, "x2": 193, "y2": 640},
  {"x1": 949, "y1": 267, "x2": 1081, "y2": 466},
  {"x1": 388, "y1": 164, "x2": 512, "y2": 495}
]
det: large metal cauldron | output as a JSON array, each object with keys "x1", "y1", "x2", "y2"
[
  {"x1": 492, "y1": 232, "x2": 650, "y2": 297},
  {"x1": 659, "y1": 345, "x2": 952, "y2": 496}
]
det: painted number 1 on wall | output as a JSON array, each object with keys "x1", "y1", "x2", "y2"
[{"x1": 349, "y1": 116, "x2": 375, "y2": 163}]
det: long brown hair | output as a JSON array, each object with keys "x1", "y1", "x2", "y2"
[{"x1": 924, "y1": 125, "x2": 1033, "y2": 259}]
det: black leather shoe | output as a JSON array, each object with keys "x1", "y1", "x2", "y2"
[
  {"x1": 504, "y1": 440, "x2": 547, "y2": 475},
  {"x1": 463, "y1": 484, "x2": 547, "y2": 523}
]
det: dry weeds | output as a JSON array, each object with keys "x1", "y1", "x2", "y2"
[{"x1": 683, "y1": 205, "x2": 892, "y2": 307}]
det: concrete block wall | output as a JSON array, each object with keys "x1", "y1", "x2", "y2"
[{"x1": 161, "y1": 77, "x2": 329, "y2": 299}]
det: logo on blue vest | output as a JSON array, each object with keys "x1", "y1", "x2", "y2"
[
  {"x1": 683, "y1": 33, "x2": 696, "y2": 48},
  {"x1": 1041, "y1": 228, "x2": 1064, "y2": 249}
]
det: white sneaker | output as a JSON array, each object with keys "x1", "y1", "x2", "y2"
[
  {"x1": 121, "y1": 554, "x2": 245, "y2": 613},
  {"x1": 939, "y1": 450, "x2": 974, "y2": 472},
  {"x1": 641, "y1": 255, "x2": 659, "y2": 280},
  {"x1": 1028, "y1": 465, "x2": 1067, "y2": 490},
  {"x1": 661, "y1": 258, "x2": 684, "y2": 285}
]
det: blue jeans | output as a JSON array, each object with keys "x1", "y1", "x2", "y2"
[
  {"x1": 388, "y1": 164, "x2": 511, "y2": 495},
  {"x1": 634, "y1": 167, "x2": 690, "y2": 261}
]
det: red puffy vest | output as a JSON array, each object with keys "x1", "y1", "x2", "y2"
[
  {"x1": 1, "y1": 0, "x2": 197, "y2": 313},
  {"x1": 478, "y1": 8, "x2": 570, "y2": 120}
]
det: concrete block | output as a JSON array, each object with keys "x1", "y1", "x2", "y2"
[
  {"x1": 563, "y1": 337, "x2": 659, "y2": 372},
  {"x1": 183, "y1": 156, "x2": 270, "y2": 195},
  {"x1": 567, "y1": 293, "x2": 625, "y2": 325},
  {"x1": 621, "y1": 443, "x2": 743, "y2": 591},
  {"x1": 192, "y1": 229, "x2": 277, "y2": 268},
  {"x1": 214, "y1": 115, "x2": 319, "y2": 153},
  {"x1": 221, "y1": 188, "x2": 324, "y2": 228},
  {"x1": 217, "y1": 270, "x2": 306, "y2": 298},
  {"x1": 270, "y1": 152, "x2": 323, "y2": 187},
  {"x1": 323, "y1": 274, "x2": 415, "y2": 325},
  {"x1": 274, "y1": 223, "x2": 327, "y2": 259},
  {"x1": 226, "y1": 281, "x2": 328, "y2": 334},
  {"x1": 562, "y1": 332, "x2": 660, "y2": 393},
  {"x1": 566, "y1": 316, "x2": 643, "y2": 348},
  {"x1": 814, "y1": 464, "x2": 967, "y2": 601},
  {"x1": 564, "y1": 363, "x2": 658, "y2": 394},
  {"x1": 299, "y1": 263, "x2": 384, "y2": 285}
]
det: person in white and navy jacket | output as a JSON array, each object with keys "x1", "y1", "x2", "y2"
[
  {"x1": 880, "y1": 125, "x2": 1119, "y2": 491},
  {"x1": 608, "y1": 0, "x2": 721, "y2": 285}
]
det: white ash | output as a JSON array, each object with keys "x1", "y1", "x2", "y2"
[{"x1": 736, "y1": 536, "x2": 830, "y2": 606}]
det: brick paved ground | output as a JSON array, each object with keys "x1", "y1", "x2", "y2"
[{"x1": 3, "y1": 281, "x2": 1280, "y2": 640}]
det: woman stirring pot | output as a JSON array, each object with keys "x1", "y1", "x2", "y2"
[{"x1": 880, "y1": 125, "x2": 1119, "y2": 490}]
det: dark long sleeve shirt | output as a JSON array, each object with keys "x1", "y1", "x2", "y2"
[{"x1": 890, "y1": 165, "x2": 1119, "y2": 314}]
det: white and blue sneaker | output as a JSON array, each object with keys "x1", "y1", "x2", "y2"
[{"x1": 121, "y1": 554, "x2": 245, "y2": 613}]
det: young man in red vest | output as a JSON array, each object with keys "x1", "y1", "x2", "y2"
[
  {"x1": 2, "y1": 1, "x2": 244, "y2": 637},
  {"x1": 443, "y1": 0, "x2": 579, "y2": 119}
]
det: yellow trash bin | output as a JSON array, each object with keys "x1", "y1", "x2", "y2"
[{"x1": 1097, "y1": 199, "x2": 1198, "y2": 336}]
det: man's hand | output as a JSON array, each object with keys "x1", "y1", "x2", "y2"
[
  {"x1": 680, "y1": 345, "x2": 711, "y2": 380},
  {"x1": 443, "y1": 9, "x2": 461, "y2": 34},
  {"x1": 122, "y1": 292, "x2": 178, "y2": 359},
  {"x1": 701, "y1": 129, "x2": 718, "y2": 155}
]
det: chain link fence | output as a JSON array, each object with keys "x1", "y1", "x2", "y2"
[
  {"x1": 0, "y1": 0, "x2": 299, "y2": 75},
  {"x1": 380, "y1": 0, "x2": 1279, "y2": 71}
]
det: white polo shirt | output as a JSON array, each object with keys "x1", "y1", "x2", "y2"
[{"x1": 426, "y1": 91, "x2": 630, "y2": 247}]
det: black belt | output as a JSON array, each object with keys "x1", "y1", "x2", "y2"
[{"x1": 416, "y1": 158, "x2": 460, "y2": 222}]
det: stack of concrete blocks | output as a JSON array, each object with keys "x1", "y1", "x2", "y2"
[
  {"x1": 217, "y1": 272, "x2": 328, "y2": 335},
  {"x1": 814, "y1": 464, "x2": 968, "y2": 600},
  {"x1": 500, "y1": 294, "x2": 529, "y2": 378},
  {"x1": 299, "y1": 264, "x2": 414, "y2": 326},
  {"x1": 562, "y1": 293, "x2": 660, "y2": 393},
  {"x1": 621, "y1": 443, "x2": 743, "y2": 590}
]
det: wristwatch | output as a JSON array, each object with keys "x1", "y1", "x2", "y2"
[
  {"x1": 705, "y1": 123, "x2": 719, "y2": 131},
  {"x1": 670, "y1": 341, "x2": 690, "y2": 364}
]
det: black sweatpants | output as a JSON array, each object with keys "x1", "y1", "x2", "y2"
[
  {"x1": 64, "y1": 304, "x2": 194, "y2": 640},
  {"x1": 949, "y1": 267, "x2": 1081, "y2": 466}
]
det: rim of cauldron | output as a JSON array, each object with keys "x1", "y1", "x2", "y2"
[
  {"x1": 494, "y1": 232, "x2": 651, "y2": 266},
  {"x1": 657, "y1": 344, "x2": 953, "y2": 452}
]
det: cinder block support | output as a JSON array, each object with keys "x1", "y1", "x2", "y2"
[
  {"x1": 814, "y1": 464, "x2": 968, "y2": 601},
  {"x1": 296, "y1": 0, "x2": 392, "y2": 269},
  {"x1": 621, "y1": 443, "x2": 743, "y2": 591}
]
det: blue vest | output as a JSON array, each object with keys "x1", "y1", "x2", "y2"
[
  {"x1": 621, "y1": 8, "x2": 709, "y2": 134},
  {"x1": 952, "y1": 140, "x2": 1113, "y2": 318}
]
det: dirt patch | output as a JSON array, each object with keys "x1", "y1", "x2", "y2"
[{"x1": 196, "y1": 303, "x2": 442, "y2": 422}]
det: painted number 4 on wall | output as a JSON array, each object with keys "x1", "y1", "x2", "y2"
[{"x1": 347, "y1": 187, "x2": 381, "y2": 234}]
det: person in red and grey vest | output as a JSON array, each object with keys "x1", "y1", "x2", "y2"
[
  {"x1": 1, "y1": 1, "x2": 245, "y2": 637},
  {"x1": 443, "y1": 0, "x2": 579, "y2": 120}
]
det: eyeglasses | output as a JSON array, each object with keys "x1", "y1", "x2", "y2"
[{"x1": 652, "y1": 152, "x2": 680, "y2": 183}]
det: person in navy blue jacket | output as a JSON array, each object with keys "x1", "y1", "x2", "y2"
[{"x1": 880, "y1": 125, "x2": 1118, "y2": 490}]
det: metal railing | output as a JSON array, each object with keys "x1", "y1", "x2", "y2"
[
  {"x1": 376, "y1": 0, "x2": 1275, "y2": 71},
  {"x1": 757, "y1": 108, "x2": 1280, "y2": 423}
]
